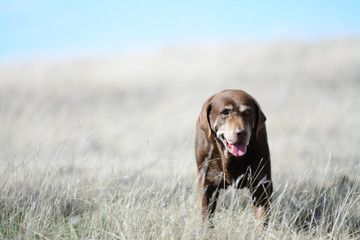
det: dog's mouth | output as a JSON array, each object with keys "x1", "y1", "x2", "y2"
[{"x1": 220, "y1": 136, "x2": 247, "y2": 157}]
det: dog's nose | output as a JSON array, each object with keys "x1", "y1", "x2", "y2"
[{"x1": 235, "y1": 128, "x2": 247, "y2": 137}]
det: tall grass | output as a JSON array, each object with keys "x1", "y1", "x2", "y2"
[{"x1": 1, "y1": 149, "x2": 359, "y2": 239}]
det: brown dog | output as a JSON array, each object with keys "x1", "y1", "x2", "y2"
[{"x1": 195, "y1": 89, "x2": 273, "y2": 228}]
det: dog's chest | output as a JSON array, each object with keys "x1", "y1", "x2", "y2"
[
  {"x1": 223, "y1": 158, "x2": 252, "y2": 187},
  {"x1": 206, "y1": 156, "x2": 251, "y2": 188}
]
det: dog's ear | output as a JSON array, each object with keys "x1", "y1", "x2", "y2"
[
  {"x1": 198, "y1": 95, "x2": 214, "y2": 139},
  {"x1": 254, "y1": 99, "x2": 267, "y2": 139}
]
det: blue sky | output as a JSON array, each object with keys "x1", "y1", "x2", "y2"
[{"x1": 1, "y1": 0, "x2": 359, "y2": 62}]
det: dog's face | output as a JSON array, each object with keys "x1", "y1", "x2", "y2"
[
  {"x1": 198, "y1": 90, "x2": 266, "y2": 158},
  {"x1": 210, "y1": 95, "x2": 254, "y2": 157}
]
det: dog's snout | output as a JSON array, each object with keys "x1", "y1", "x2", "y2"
[{"x1": 235, "y1": 128, "x2": 247, "y2": 137}]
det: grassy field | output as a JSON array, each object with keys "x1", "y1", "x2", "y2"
[{"x1": 0, "y1": 38, "x2": 360, "y2": 239}]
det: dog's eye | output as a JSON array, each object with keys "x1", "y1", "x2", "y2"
[
  {"x1": 244, "y1": 109, "x2": 252, "y2": 115},
  {"x1": 221, "y1": 109, "x2": 230, "y2": 117}
]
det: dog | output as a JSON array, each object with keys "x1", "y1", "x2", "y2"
[{"x1": 195, "y1": 89, "x2": 273, "y2": 229}]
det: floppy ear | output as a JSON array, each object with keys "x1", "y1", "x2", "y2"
[
  {"x1": 254, "y1": 99, "x2": 267, "y2": 139},
  {"x1": 198, "y1": 95, "x2": 214, "y2": 139}
]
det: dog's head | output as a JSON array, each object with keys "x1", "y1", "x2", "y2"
[{"x1": 198, "y1": 90, "x2": 266, "y2": 158}]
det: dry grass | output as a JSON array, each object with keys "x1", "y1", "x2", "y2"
[{"x1": 0, "y1": 38, "x2": 360, "y2": 239}]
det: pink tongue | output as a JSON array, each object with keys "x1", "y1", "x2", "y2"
[{"x1": 229, "y1": 143, "x2": 247, "y2": 157}]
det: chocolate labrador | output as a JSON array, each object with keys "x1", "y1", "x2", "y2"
[{"x1": 195, "y1": 89, "x2": 273, "y2": 228}]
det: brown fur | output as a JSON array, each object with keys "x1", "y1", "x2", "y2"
[{"x1": 195, "y1": 89, "x2": 273, "y2": 229}]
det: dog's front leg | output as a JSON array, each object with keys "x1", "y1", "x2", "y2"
[
  {"x1": 251, "y1": 180, "x2": 272, "y2": 233},
  {"x1": 198, "y1": 181, "x2": 220, "y2": 223}
]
